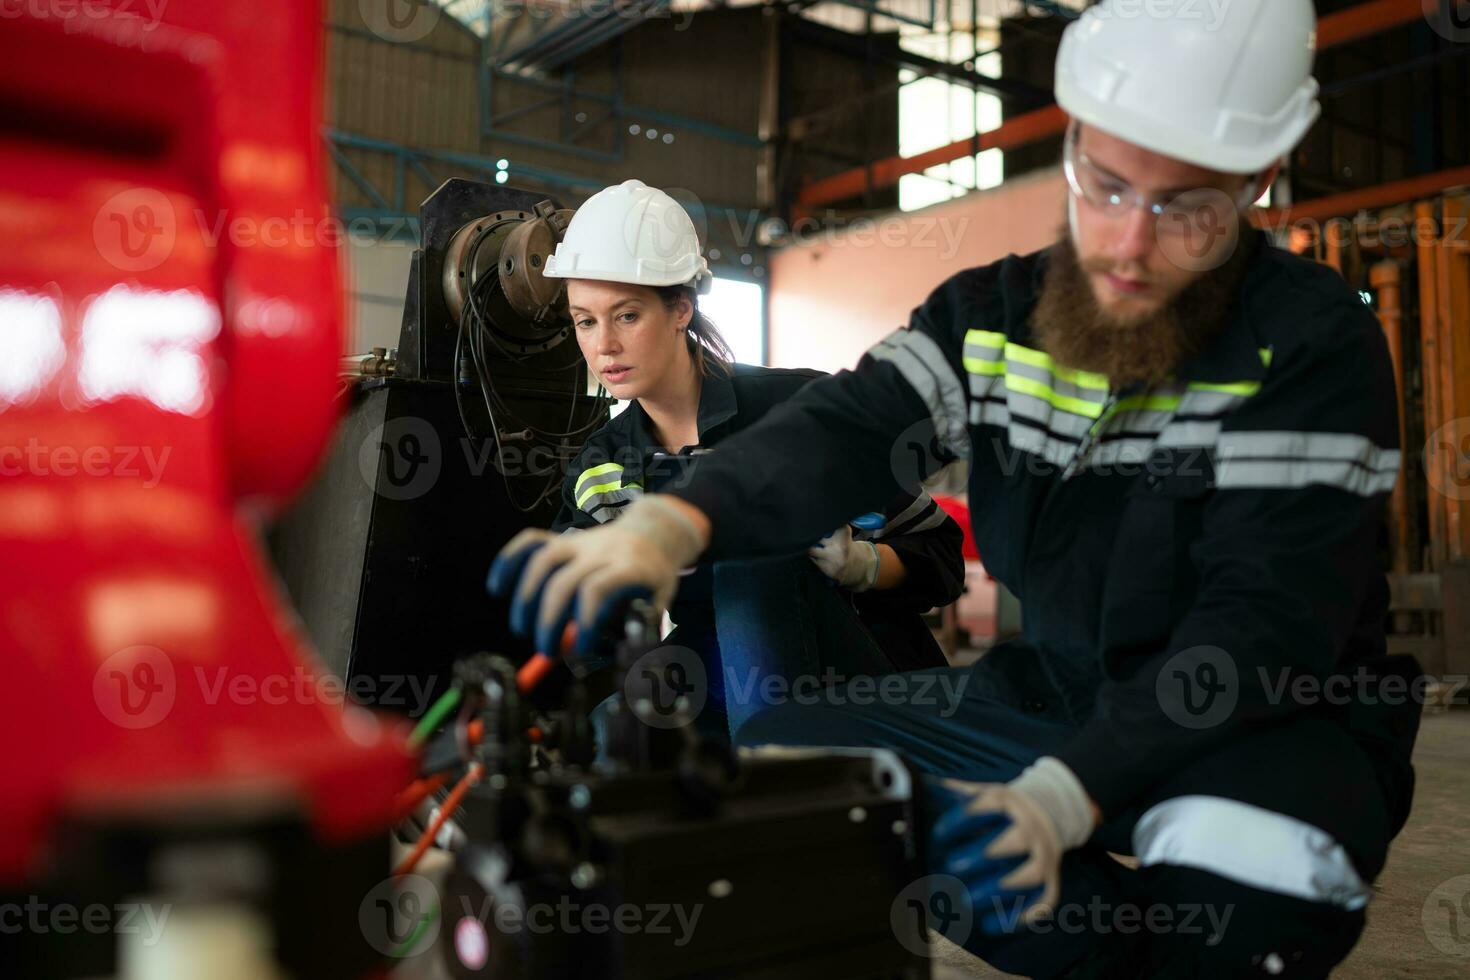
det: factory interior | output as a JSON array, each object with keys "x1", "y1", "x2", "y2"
[{"x1": 5, "y1": 0, "x2": 1470, "y2": 977}]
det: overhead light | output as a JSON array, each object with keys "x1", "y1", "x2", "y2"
[
  {"x1": 495, "y1": 171, "x2": 508, "y2": 184},
  {"x1": 496, "y1": 158, "x2": 509, "y2": 170}
]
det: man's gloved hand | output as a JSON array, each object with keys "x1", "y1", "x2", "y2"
[
  {"x1": 929, "y1": 757, "x2": 1097, "y2": 933},
  {"x1": 488, "y1": 495, "x2": 708, "y2": 659},
  {"x1": 808, "y1": 524, "x2": 880, "y2": 591}
]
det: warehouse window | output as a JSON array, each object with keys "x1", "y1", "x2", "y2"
[
  {"x1": 701, "y1": 277, "x2": 766, "y2": 366},
  {"x1": 898, "y1": 28, "x2": 1004, "y2": 212}
]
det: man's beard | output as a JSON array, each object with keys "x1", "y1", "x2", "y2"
[{"x1": 1031, "y1": 222, "x2": 1257, "y2": 389}]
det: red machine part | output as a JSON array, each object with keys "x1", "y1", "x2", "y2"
[{"x1": 0, "y1": 0, "x2": 414, "y2": 892}]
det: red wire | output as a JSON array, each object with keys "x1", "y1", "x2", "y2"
[
  {"x1": 395, "y1": 771, "x2": 451, "y2": 817},
  {"x1": 394, "y1": 635, "x2": 570, "y2": 874},
  {"x1": 394, "y1": 762, "x2": 484, "y2": 877}
]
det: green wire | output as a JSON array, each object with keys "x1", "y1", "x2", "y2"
[
  {"x1": 409, "y1": 686, "x2": 462, "y2": 748},
  {"x1": 391, "y1": 901, "x2": 440, "y2": 959}
]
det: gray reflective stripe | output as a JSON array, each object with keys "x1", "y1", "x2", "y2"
[
  {"x1": 870, "y1": 329, "x2": 971, "y2": 459},
  {"x1": 1179, "y1": 389, "x2": 1250, "y2": 416},
  {"x1": 1008, "y1": 424, "x2": 1076, "y2": 469},
  {"x1": 1003, "y1": 357, "x2": 1109, "y2": 404},
  {"x1": 971, "y1": 399, "x2": 1010, "y2": 428},
  {"x1": 1156, "y1": 420, "x2": 1224, "y2": 448},
  {"x1": 584, "y1": 486, "x2": 645, "y2": 521},
  {"x1": 1218, "y1": 432, "x2": 1401, "y2": 470},
  {"x1": 1215, "y1": 459, "x2": 1399, "y2": 496},
  {"x1": 877, "y1": 491, "x2": 936, "y2": 538},
  {"x1": 906, "y1": 507, "x2": 951, "y2": 534},
  {"x1": 1133, "y1": 795, "x2": 1371, "y2": 911},
  {"x1": 883, "y1": 491, "x2": 950, "y2": 538},
  {"x1": 963, "y1": 342, "x2": 1003, "y2": 365},
  {"x1": 1087, "y1": 439, "x2": 1156, "y2": 467},
  {"x1": 970, "y1": 373, "x2": 1003, "y2": 400},
  {"x1": 561, "y1": 525, "x2": 585, "y2": 536},
  {"x1": 1100, "y1": 407, "x2": 1175, "y2": 437},
  {"x1": 1006, "y1": 390, "x2": 1096, "y2": 439},
  {"x1": 1216, "y1": 431, "x2": 1401, "y2": 496}
]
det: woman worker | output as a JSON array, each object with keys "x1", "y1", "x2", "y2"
[{"x1": 539, "y1": 179, "x2": 964, "y2": 744}]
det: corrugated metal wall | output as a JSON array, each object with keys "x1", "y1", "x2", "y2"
[
  {"x1": 325, "y1": 3, "x2": 899, "y2": 229},
  {"x1": 326, "y1": 0, "x2": 481, "y2": 211}
]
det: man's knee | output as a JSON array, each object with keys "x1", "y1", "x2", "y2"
[
  {"x1": 1125, "y1": 795, "x2": 1372, "y2": 976},
  {"x1": 1125, "y1": 865, "x2": 1365, "y2": 978}
]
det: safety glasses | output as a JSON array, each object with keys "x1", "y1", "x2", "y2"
[{"x1": 1062, "y1": 122, "x2": 1261, "y2": 237}]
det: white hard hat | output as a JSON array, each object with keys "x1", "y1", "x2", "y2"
[
  {"x1": 1054, "y1": 0, "x2": 1321, "y2": 175},
  {"x1": 543, "y1": 179, "x2": 712, "y2": 293}
]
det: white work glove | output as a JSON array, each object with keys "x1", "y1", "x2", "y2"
[
  {"x1": 490, "y1": 495, "x2": 708, "y2": 659},
  {"x1": 808, "y1": 524, "x2": 880, "y2": 591},
  {"x1": 931, "y1": 757, "x2": 1096, "y2": 928}
]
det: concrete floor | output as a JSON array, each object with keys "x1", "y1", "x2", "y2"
[{"x1": 934, "y1": 710, "x2": 1470, "y2": 979}]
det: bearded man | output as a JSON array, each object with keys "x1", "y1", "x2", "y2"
[{"x1": 490, "y1": 1, "x2": 1421, "y2": 975}]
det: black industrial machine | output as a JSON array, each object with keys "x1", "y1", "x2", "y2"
[
  {"x1": 408, "y1": 606, "x2": 931, "y2": 980},
  {"x1": 270, "y1": 179, "x2": 609, "y2": 706}
]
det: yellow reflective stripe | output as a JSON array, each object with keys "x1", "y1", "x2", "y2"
[
  {"x1": 1003, "y1": 343, "x2": 1110, "y2": 392},
  {"x1": 1114, "y1": 394, "x2": 1182, "y2": 413},
  {"x1": 963, "y1": 329, "x2": 1006, "y2": 375},
  {"x1": 576, "y1": 480, "x2": 642, "y2": 510},
  {"x1": 965, "y1": 358, "x2": 1006, "y2": 376},
  {"x1": 1189, "y1": 380, "x2": 1261, "y2": 397},
  {"x1": 574, "y1": 461, "x2": 623, "y2": 495},
  {"x1": 576, "y1": 480, "x2": 623, "y2": 509},
  {"x1": 965, "y1": 329, "x2": 1006, "y2": 350},
  {"x1": 1259, "y1": 347, "x2": 1274, "y2": 368},
  {"x1": 1006, "y1": 374, "x2": 1107, "y2": 418}
]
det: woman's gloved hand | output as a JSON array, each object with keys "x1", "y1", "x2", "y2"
[
  {"x1": 929, "y1": 758, "x2": 1097, "y2": 933},
  {"x1": 488, "y1": 495, "x2": 709, "y2": 659},
  {"x1": 808, "y1": 523, "x2": 880, "y2": 591}
]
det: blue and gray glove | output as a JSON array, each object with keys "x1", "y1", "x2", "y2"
[
  {"x1": 487, "y1": 495, "x2": 707, "y2": 662},
  {"x1": 928, "y1": 757, "x2": 1097, "y2": 933}
]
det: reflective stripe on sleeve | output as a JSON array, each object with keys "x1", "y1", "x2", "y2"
[
  {"x1": 1215, "y1": 431, "x2": 1401, "y2": 496},
  {"x1": 1133, "y1": 795, "x2": 1371, "y2": 911},
  {"x1": 870, "y1": 328, "x2": 971, "y2": 459}
]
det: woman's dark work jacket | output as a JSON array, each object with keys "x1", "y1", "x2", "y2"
[{"x1": 551, "y1": 362, "x2": 967, "y2": 671}]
